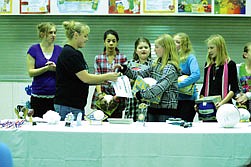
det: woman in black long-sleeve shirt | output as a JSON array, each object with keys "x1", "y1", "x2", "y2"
[{"x1": 199, "y1": 34, "x2": 240, "y2": 121}]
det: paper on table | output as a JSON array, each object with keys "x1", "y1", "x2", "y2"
[{"x1": 112, "y1": 75, "x2": 133, "y2": 98}]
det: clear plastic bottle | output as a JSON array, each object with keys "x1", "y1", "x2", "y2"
[{"x1": 76, "y1": 112, "x2": 82, "y2": 126}]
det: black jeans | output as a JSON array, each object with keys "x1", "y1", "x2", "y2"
[
  {"x1": 177, "y1": 100, "x2": 196, "y2": 122},
  {"x1": 147, "y1": 107, "x2": 178, "y2": 122},
  {"x1": 30, "y1": 96, "x2": 55, "y2": 118}
]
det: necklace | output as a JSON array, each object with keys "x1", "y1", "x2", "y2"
[{"x1": 213, "y1": 66, "x2": 219, "y2": 80}]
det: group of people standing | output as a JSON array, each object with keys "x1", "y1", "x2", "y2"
[{"x1": 26, "y1": 20, "x2": 251, "y2": 123}]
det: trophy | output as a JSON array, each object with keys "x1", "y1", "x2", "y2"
[
  {"x1": 14, "y1": 105, "x2": 28, "y2": 119},
  {"x1": 137, "y1": 103, "x2": 148, "y2": 125},
  {"x1": 65, "y1": 112, "x2": 74, "y2": 127}
]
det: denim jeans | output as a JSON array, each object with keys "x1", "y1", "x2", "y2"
[{"x1": 54, "y1": 104, "x2": 85, "y2": 121}]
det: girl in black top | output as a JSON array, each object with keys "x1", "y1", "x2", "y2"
[{"x1": 54, "y1": 20, "x2": 119, "y2": 121}]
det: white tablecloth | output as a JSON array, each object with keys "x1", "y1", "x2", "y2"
[{"x1": 1, "y1": 121, "x2": 251, "y2": 167}]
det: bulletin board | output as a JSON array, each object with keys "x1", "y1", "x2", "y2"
[{"x1": 1, "y1": 0, "x2": 250, "y2": 16}]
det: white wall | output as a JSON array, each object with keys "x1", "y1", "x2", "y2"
[{"x1": 0, "y1": 82, "x2": 28, "y2": 119}]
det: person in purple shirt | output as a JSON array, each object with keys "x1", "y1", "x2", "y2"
[{"x1": 26, "y1": 22, "x2": 62, "y2": 118}]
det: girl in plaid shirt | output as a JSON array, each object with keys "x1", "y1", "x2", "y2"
[
  {"x1": 91, "y1": 29, "x2": 127, "y2": 118},
  {"x1": 117, "y1": 34, "x2": 180, "y2": 122},
  {"x1": 125, "y1": 37, "x2": 152, "y2": 121}
]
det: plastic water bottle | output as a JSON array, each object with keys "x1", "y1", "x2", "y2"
[{"x1": 76, "y1": 112, "x2": 82, "y2": 126}]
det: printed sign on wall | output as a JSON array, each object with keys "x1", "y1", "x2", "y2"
[
  {"x1": 0, "y1": 0, "x2": 12, "y2": 14},
  {"x1": 178, "y1": 0, "x2": 212, "y2": 14},
  {"x1": 109, "y1": 0, "x2": 140, "y2": 14},
  {"x1": 57, "y1": 0, "x2": 99, "y2": 13},
  {"x1": 143, "y1": 0, "x2": 175, "y2": 14},
  {"x1": 0, "y1": 0, "x2": 250, "y2": 16},
  {"x1": 214, "y1": 0, "x2": 246, "y2": 15},
  {"x1": 20, "y1": 0, "x2": 50, "y2": 14}
]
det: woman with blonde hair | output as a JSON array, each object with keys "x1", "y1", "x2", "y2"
[
  {"x1": 116, "y1": 34, "x2": 180, "y2": 122},
  {"x1": 54, "y1": 20, "x2": 119, "y2": 121},
  {"x1": 174, "y1": 32, "x2": 200, "y2": 122},
  {"x1": 199, "y1": 34, "x2": 239, "y2": 121},
  {"x1": 27, "y1": 22, "x2": 62, "y2": 118}
]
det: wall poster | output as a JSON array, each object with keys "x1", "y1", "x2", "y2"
[
  {"x1": 20, "y1": 0, "x2": 50, "y2": 14},
  {"x1": 109, "y1": 0, "x2": 140, "y2": 14},
  {"x1": 214, "y1": 0, "x2": 246, "y2": 15},
  {"x1": 57, "y1": 0, "x2": 100, "y2": 13},
  {"x1": 178, "y1": 0, "x2": 212, "y2": 14},
  {"x1": 143, "y1": 0, "x2": 175, "y2": 14},
  {"x1": 0, "y1": 0, "x2": 12, "y2": 14},
  {"x1": 0, "y1": 0, "x2": 250, "y2": 16}
]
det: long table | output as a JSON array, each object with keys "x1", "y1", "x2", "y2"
[{"x1": 1, "y1": 121, "x2": 251, "y2": 167}]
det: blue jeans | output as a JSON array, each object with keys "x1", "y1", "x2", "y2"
[{"x1": 54, "y1": 104, "x2": 85, "y2": 121}]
